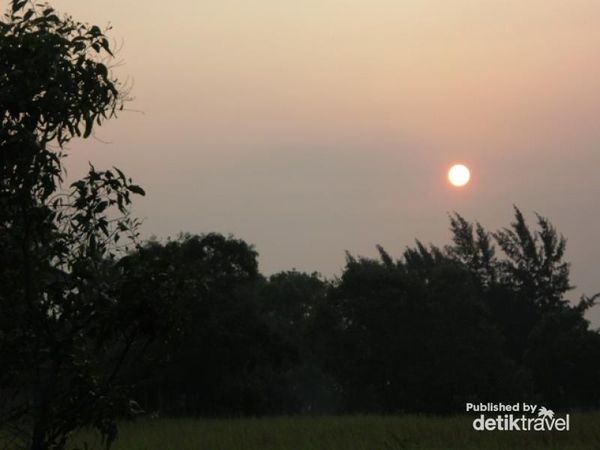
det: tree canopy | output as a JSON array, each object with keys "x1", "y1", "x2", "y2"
[
  {"x1": 117, "y1": 209, "x2": 600, "y2": 417},
  {"x1": 0, "y1": 2, "x2": 146, "y2": 449}
]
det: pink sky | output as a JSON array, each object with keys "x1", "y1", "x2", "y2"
[{"x1": 51, "y1": 0, "x2": 600, "y2": 323}]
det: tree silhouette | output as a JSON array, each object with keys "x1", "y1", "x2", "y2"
[
  {"x1": 537, "y1": 406, "x2": 554, "y2": 419},
  {"x1": 120, "y1": 234, "x2": 300, "y2": 416},
  {"x1": 0, "y1": 2, "x2": 146, "y2": 449},
  {"x1": 80, "y1": 208, "x2": 600, "y2": 417},
  {"x1": 494, "y1": 206, "x2": 571, "y2": 310},
  {"x1": 323, "y1": 247, "x2": 509, "y2": 413}
]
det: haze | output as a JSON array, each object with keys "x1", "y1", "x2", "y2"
[{"x1": 50, "y1": 0, "x2": 600, "y2": 323}]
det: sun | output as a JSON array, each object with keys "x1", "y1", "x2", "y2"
[{"x1": 448, "y1": 164, "x2": 471, "y2": 187}]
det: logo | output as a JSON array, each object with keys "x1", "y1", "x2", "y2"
[{"x1": 466, "y1": 403, "x2": 570, "y2": 432}]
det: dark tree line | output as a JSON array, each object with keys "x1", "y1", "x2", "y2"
[{"x1": 121, "y1": 209, "x2": 600, "y2": 416}]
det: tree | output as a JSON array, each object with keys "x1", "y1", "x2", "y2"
[
  {"x1": 256, "y1": 271, "x2": 339, "y2": 413},
  {"x1": 446, "y1": 208, "x2": 575, "y2": 361},
  {"x1": 0, "y1": 2, "x2": 147, "y2": 449},
  {"x1": 447, "y1": 207, "x2": 572, "y2": 310},
  {"x1": 326, "y1": 247, "x2": 509, "y2": 413},
  {"x1": 494, "y1": 207, "x2": 571, "y2": 310},
  {"x1": 446, "y1": 208, "x2": 600, "y2": 405},
  {"x1": 120, "y1": 234, "x2": 297, "y2": 416},
  {"x1": 446, "y1": 213, "x2": 497, "y2": 287},
  {"x1": 524, "y1": 303, "x2": 600, "y2": 408},
  {"x1": 320, "y1": 208, "x2": 600, "y2": 413}
]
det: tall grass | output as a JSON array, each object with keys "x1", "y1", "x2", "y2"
[{"x1": 68, "y1": 414, "x2": 600, "y2": 450}]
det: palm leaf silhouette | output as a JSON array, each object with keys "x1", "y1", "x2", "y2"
[{"x1": 537, "y1": 406, "x2": 554, "y2": 419}]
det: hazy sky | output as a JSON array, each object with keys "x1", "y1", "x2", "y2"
[{"x1": 49, "y1": 0, "x2": 600, "y2": 323}]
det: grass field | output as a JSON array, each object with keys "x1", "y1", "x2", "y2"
[{"x1": 67, "y1": 414, "x2": 600, "y2": 450}]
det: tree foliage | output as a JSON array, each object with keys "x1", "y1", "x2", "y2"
[
  {"x1": 120, "y1": 234, "x2": 300, "y2": 416},
  {"x1": 0, "y1": 2, "x2": 146, "y2": 449},
  {"x1": 119, "y1": 210, "x2": 600, "y2": 417}
]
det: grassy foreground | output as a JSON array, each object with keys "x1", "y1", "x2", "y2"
[{"x1": 67, "y1": 414, "x2": 600, "y2": 450}]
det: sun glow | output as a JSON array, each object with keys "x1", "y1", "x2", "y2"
[{"x1": 448, "y1": 164, "x2": 471, "y2": 187}]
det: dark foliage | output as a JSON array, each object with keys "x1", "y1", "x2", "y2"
[
  {"x1": 0, "y1": 2, "x2": 147, "y2": 449},
  {"x1": 121, "y1": 209, "x2": 599, "y2": 417},
  {"x1": 119, "y1": 234, "x2": 297, "y2": 416}
]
